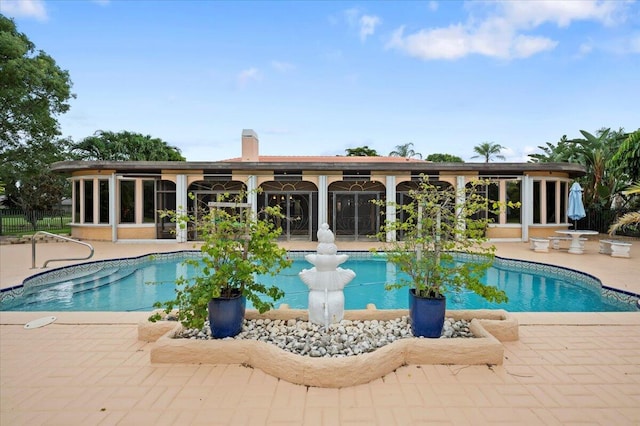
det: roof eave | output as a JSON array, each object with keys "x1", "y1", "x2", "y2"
[{"x1": 50, "y1": 160, "x2": 587, "y2": 178}]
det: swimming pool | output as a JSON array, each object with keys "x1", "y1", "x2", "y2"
[{"x1": 1, "y1": 251, "x2": 638, "y2": 312}]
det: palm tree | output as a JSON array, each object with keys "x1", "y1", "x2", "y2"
[
  {"x1": 568, "y1": 128, "x2": 626, "y2": 208},
  {"x1": 471, "y1": 142, "x2": 506, "y2": 162},
  {"x1": 528, "y1": 135, "x2": 577, "y2": 163},
  {"x1": 389, "y1": 143, "x2": 422, "y2": 159},
  {"x1": 608, "y1": 181, "x2": 640, "y2": 236}
]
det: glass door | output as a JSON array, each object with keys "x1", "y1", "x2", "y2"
[
  {"x1": 332, "y1": 192, "x2": 381, "y2": 240},
  {"x1": 264, "y1": 192, "x2": 312, "y2": 240},
  {"x1": 287, "y1": 193, "x2": 311, "y2": 240},
  {"x1": 356, "y1": 193, "x2": 379, "y2": 239},
  {"x1": 191, "y1": 192, "x2": 238, "y2": 240},
  {"x1": 333, "y1": 193, "x2": 355, "y2": 238}
]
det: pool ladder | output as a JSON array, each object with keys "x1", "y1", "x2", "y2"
[{"x1": 31, "y1": 231, "x2": 94, "y2": 269}]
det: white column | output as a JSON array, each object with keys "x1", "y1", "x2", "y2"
[
  {"x1": 456, "y1": 176, "x2": 466, "y2": 234},
  {"x1": 498, "y1": 180, "x2": 507, "y2": 225},
  {"x1": 79, "y1": 179, "x2": 85, "y2": 224},
  {"x1": 522, "y1": 175, "x2": 532, "y2": 241},
  {"x1": 246, "y1": 175, "x2": 257, "y2": 214},
  {"x1": 175, "y1": 174, "x2": 188, "y2": 243},
  {"x1": 110, "y1": 174, "x2": 117, "y2": 242},
  {"x1": 135, "y1": 179, "x2": 143, "y2": 224},
  {"x1": 318, "y1": 175, "x2": 328, "y2": 226},
  {"x1": 555, "y1": 180, "x2": 561, "y2": 225},
  {"x1": 385, "y1": 175, "x2": 396, "y2": 242},
  {"x1": 540, "y1": 179, "x2": 547, "y2": 225},
  {"x1": 93, "y1": 179, "x2": 100, "y2": 225}
]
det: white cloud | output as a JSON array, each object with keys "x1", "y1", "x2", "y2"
[
  {"x1": 499, "y1": 0, "x2": 624, "y2": 28},
  {"x1": 499, "y1": 146, "x2": 536, "y2": 162},
  {"x1": 387, "y1": 23, "x2": 557, "y2": 60},
  {"x1": 386, "y1": 0, "x2": 631, "y2": 60},
  {"x1": 343, "y1": 8, "x2": 382, "y2": 42},
  {"x1": 388, "y1": 25, "x2": 470, "y2": 60},
  {"x1": 344, "y1": 8, "x2": 360, "y2": 27},
  {"x1": 612, "y1": 33, "x2": 640, "y2": 54},
  {"x1": 271, "y1": 60, "x2": 295, "y2": 72},
  {"x1": 576, "y1": 32, "x2": 640, "y2": 55},
  {"x1": 578, "y1": 42, "x2": 594, "y2": 56},
  {"x1": 0, "y1": 0, "x2": 47, "y2": 21},
  {"x1": 359, "y1": 15, "x2": 381, "y2": 41},
  {"x1": 511, "y1": 34, "x2": 558, "y2": 58},
  {"x1": 237, "y1": 68, "x2": 261, "y2": 88}
]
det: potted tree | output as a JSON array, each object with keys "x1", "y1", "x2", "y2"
[
  {"x1": 373, "y1": 176, "x2": 510, "y2": 338},
  {"x1": 151, "y1": 193, "x2": 292, "y2": 338}
]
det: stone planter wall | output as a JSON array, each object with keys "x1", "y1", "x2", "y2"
[{"x1": 138, "y1": 307, "x2": 519, "y2": 388}]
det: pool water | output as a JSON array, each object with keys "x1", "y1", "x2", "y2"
[{"x1": 1, "y1": 252, "x2": 637, "y2": 312}]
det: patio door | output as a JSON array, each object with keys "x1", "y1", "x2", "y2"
[
  {"x1": 191, "y1": 191, "x2": 238, "y2": 240},
  {"x1": 332, "y1": 192, "x2": 380, "y2": 240},
  {"x1": 264, "y1": 192, "x2": 312, "y2": 241}
]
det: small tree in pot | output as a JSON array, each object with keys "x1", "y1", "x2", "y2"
[
  {"x1": 151, "y1": 193, "x2": 292, "y2": 338},
  {"x1": 373, "y1": 176, "x2": 511, "y2": 338}
]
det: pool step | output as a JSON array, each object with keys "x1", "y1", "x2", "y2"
[
  {"x1": 22, "y1": 266, "x2": 113, "y2": 294},
  {"x1": 71, "y1": 268, "x2": 138, "y2": 295},
  {"x1": 17, "y1": 268, "x2": 138, "y2": 308}
]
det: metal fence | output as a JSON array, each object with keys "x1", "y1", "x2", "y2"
[
  {"x1": 576, "y1": 207, "x2": 639, "y2": 237},
  {"x1": 1, "y1": 206, "x2": 636, "y2": 237},
  {"x1": 0, "y1": 208, "x2": 72, "y2": 236}
]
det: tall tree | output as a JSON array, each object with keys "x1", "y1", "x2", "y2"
[
  {"x1": 610, "y1": 129, "x2": 640, "y2": 184},
  {"x1": 345, "y1": 146, "x2": 379, "y2": 157},
  {"x1": 471, "y1": 142, "x2": 506, "y2": 162},
  {"x1": 527, "y1": 135, "x2": 577, "y2": 163},
  {"x1": 569, "y1": 128, "x2": 629, "y2": 208},
  {"x1": 0, "y1": 15, "x2": 74, "y2": 213},
  {"x1": 425, "y1": 153, "x2": 464, "y2": 163},
  {"x1": 0, "y1": 15, "x2": 74, "y2": 152},
  {"x1": 70, "y1": 130, "x2": 186, "y2": 161},
  {"x1": 389, "y1": 143, "x2": 422, "y2": 159},
  {"x1": 529, "y1": 127, "x2": 631, "y2": 209},
  {"x1": 1, "y1": 136, "x2": 71, "y2": 227}
]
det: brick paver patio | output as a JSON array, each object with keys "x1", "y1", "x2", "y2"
[{"x1": 1, "y1": 238, "x2": 639, "y2": 425}]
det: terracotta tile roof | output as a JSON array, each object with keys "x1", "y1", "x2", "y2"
[{"x1": 222, "y1": 155, "x2": 427, "y2": 163}]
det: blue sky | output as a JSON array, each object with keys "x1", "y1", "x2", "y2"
[{"x1": 2, "y1": 0, "x2": 639, "y2": 162}]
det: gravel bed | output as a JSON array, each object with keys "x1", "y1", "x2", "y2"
[{"x1": 175, "y1": 316, "x2": 475, "y2": 358}]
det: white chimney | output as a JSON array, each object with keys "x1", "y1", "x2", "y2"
[{"x1": 241, "y1": 129, "x2": 259, "y2": 162}]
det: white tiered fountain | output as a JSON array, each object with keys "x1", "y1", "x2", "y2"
[{"x1": 299, "y1": 223, "x2": 356, "y2": 327}]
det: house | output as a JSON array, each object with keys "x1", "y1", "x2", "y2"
[{"x1": 51, "y1": 129, "x2": 586, "y2": 243}]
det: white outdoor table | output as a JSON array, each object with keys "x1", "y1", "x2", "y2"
[{"x1": 554, "y1": 230, "x2": 599, "y2": 254}]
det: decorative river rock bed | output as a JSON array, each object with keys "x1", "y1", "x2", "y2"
[
  {"x1": 139, "y1": 308, "x2": 520, "y2": 388},
  {"x1": 177, "y1": 316, "x2": 475, "y2": 358}
]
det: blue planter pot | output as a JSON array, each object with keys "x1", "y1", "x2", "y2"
[
  {"x1": 409, "y1": 289, "x2": 446, "y2": 338},
  {"x1": 207, "y1": 292, "x2": 246, "y2": 338}
]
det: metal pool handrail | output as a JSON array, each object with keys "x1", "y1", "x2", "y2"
[{"x1": 31, "y1": 231, "x2": 94, "y2": 269}]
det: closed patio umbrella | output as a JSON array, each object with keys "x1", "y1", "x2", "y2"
[{"x1": 567, "y1": 182, "x2": 586, "y2": 229}]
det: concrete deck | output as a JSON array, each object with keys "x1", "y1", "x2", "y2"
[{"x1": 1, "y1": 237, "x2": 639, "y2": 425}]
